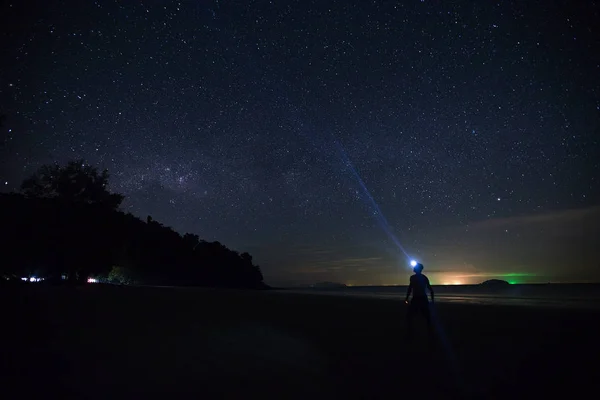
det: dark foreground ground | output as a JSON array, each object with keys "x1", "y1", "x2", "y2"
[{"x1": 2, "y1": 286, "x2": 599, "y2": 399}]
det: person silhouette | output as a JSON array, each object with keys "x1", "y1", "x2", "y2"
[{"x1": 404, "y1": 262, "x2": 434, "y2": 337}]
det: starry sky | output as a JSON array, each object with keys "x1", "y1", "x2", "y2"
[{"x1": 1, "y1": 0, "x2": 599, "y2": 286}]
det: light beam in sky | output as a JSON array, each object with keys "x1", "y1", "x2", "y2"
[{"x1": 333, "y1": 140, "x2": 412, "y2": 262}]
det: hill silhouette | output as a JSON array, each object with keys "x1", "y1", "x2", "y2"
[
  {"x1": 0, "y1": 160, "x2": 265, "y2": 289},
  {"x1": 480, "y1": 279, "x2": 510, "y2": 286}
]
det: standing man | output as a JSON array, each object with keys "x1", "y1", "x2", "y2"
[{"x1": 405, "y1": 262, "x2": 434, "y2": 337}]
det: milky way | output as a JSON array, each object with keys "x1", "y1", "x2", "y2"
[{"x1": 1, "y1": 1, "x2": 599, "y2": 285}]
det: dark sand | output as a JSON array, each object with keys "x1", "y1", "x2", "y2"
[{"x1": 2, "y1": 285, "x2": 599, "y2": 399}]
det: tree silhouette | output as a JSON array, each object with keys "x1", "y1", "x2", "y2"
[
  {"x1": 108, "y1": 266, "x2": 135, "y2": 285},
  {"x1": 183, "y1": 233, "x2": 200, "y2": 249},
  {"x1": 1, "y1": 160, "x2": 267, "y2": 289},
  {"x1": 20, "y1": 160, "x2": 124, "y2": 209}
]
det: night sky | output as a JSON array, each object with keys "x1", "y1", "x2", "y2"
[{"x1": 1, "y1": 1, "x2": 599, "y2": 286}]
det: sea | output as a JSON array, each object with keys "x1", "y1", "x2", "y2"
[{"x1": 285, "y1": 283, "x2": 600, "y2": 310}]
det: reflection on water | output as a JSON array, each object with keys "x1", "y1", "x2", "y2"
[{"x1": 286, "y1": 284, "x2": 600, "y2": 309}]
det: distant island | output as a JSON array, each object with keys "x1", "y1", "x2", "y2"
[
  {"x1": 310, "y1": 282, "x2": 348, "y2": 288},
  {"x1": 480, "y1": 279, "x2": 510, "y2": 286}
]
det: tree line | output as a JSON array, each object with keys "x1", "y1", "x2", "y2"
[{"x1": 0, "y1": 160, "x2": 266, "y2": 289}]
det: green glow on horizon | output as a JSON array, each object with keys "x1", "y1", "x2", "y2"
[{"x1": 499, "y1": 273, "x2": 537, "y2": 277}]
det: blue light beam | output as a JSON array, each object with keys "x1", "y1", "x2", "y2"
[{"x1": 333, "y1": 140, "x2": 411, "y2": 260}]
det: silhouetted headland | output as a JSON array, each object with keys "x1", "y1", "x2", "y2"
[{"x1": 0, "y1": 160, "x2": 266, "y2": 289}]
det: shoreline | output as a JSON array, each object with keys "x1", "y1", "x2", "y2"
[
  {"x1": 279, "y1": 287, "x2": 600, "y2": 309},
  {"x1": 2, "y1": 286, "x2": 598, "y2": 398}
]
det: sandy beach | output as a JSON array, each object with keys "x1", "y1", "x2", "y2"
[{"x1": 2, "y1": 285, "x2": 599, "y2": 399}]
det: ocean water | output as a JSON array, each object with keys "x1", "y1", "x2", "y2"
[{"x1": 285, "y1": 283, "x2": 600, "y2": 309}]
